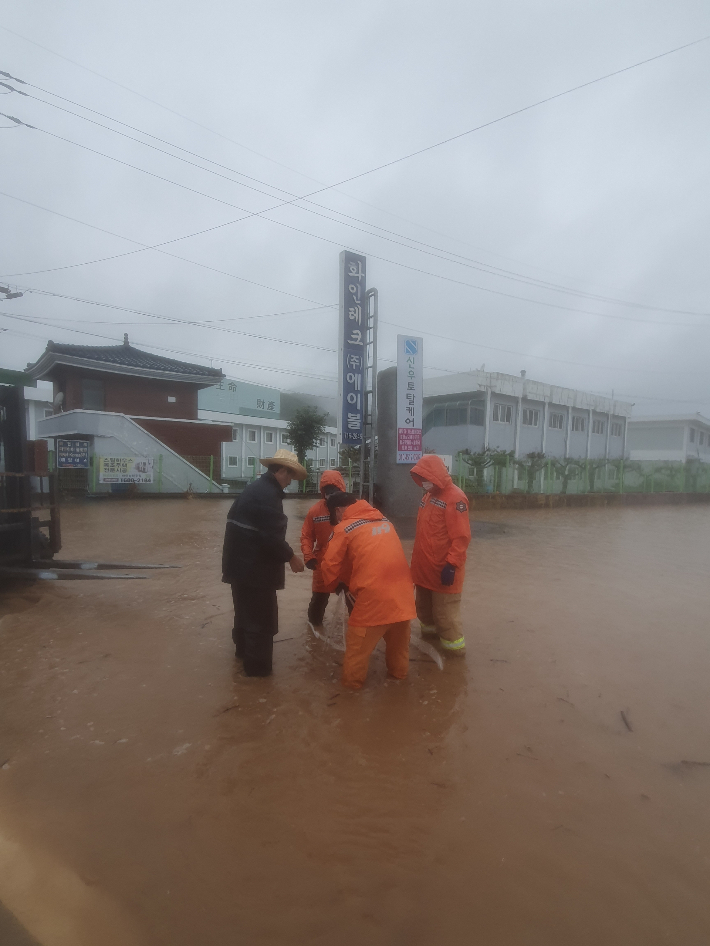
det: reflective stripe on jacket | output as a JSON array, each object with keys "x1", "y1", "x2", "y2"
[
  {"x1": 222, "y1": 471, "x2": 294, "y2": 589},
  {"x1": 320, "y1": 499, "x2": 416, "y2": 627},
  {"x1": 410, "y1": 455, "x2": 471, "y2": 594},
  {"x1": 300, "y1": 470, "x2": 345, "y2": 593}
]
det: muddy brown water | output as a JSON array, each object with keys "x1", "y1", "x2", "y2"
[{"x1": 1, "y1": 499, "x2": 709, "y2": 945}]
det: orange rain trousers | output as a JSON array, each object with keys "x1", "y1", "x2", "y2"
[{"x1": 341, "y1": 621, "x2": 411, "y2": 690}]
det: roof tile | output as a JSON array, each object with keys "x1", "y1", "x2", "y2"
[{"x1": 34, "y1": 342, "x2": 223, "y2": 379}]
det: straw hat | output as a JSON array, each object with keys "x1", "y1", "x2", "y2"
[{"x1": 260, "y1": 448, "x2": 308, "y2": 481}]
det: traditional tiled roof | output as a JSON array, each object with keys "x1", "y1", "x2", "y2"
[{"x1": 27, "y1": 337, "x2": 224, "y2": 386}]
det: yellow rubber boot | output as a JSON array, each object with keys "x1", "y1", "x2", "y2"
[{"x1": 440, "y1": 636, "x2": 466, "y2": 654}]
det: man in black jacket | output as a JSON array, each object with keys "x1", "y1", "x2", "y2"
[{"x1": 222, "y1": 450, "x2": 307, "y2": 676}]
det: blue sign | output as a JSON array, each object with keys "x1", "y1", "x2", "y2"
[
  {"x1": 404, "y1": 339, "x2": 418, "y2": 355},
  {"x1": 56, "y1": 439, "x2": 90, "y2": 469},
  {"x1": 339, "y1": 251, "x2": 366, "y2": 444}
]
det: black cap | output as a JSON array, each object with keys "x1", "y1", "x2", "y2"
[{"x1": 325, "y1": 490, "x2": 357, "y2": 524}]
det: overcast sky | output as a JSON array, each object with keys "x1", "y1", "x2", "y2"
[{"x1": 1, "y1": 1, "x2": 709, "y2": 416}]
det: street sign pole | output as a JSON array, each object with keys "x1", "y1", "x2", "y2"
[{"x1": 338, "y1": 251, "x2": 377, "y2": 501}]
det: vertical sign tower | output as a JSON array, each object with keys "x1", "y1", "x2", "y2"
[
  {"x1": 396, "y1": 334, "x2": 423, "y2": 464},
  {"x1": 338, "y1": 251, "x2": 378, "y2": 500}
]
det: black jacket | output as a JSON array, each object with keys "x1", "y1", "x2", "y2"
[{"x1": 222, "y1": 471, "x2": 294, "y2": 589}]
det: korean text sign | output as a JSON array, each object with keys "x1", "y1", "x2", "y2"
[
  {"x1": 99, "y1": 457, "x2": 154, "y2": 484},
  {"x1": 339, "y1": 251, "x2": 366, "y2": 444},
  {"x1": 396, "y1": 335, "x2": 423, "y2": 463},
  {"x1": 56, "y1": 439, "x2": 90, "y2": 469}
]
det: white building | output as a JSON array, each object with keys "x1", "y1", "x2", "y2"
[
  {"x1": 23, "y1": 382, "x2": 54, "y2": 441},
  {"x1": 197, "y1": 408, "x2": 340, "y2": 490},
  {"x1": 422, "y1": 370, "x2": 632, "y2": 460},
  {"x1": 627, "y1": 415, "x2": 710, "y2": 464}
]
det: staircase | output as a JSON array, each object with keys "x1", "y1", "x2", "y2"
[{"x1": 37, "y1": 410, "x2": 224, "y2": 494}]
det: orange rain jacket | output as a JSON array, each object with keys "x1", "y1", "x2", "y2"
[
  {"x1": 300, "y1": 469, "x2": 346, "y2": 593},
  {"x1": 320, "y1": 499, "x2": 416, "y2": 628},
  {"x1": 410, "y1": 455, "x2": 471, "y2": 595}
]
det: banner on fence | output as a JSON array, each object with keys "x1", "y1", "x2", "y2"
[
  {"x1": 396, "y1": 334, "x2": 423, "y2": 464},
  {"x1": 56, "y1": 439, "x2": 90, "y2": 469},
  {"x1": 338, "y1": 250, "x2": 366, "y2": 445},
  {"x1": 99, "y1": 456, "x2": 154, "y2": 484}
]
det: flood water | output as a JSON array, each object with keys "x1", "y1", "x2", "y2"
[{"x1": 1, "y1": 498, "x2": 709, "y2": 945}]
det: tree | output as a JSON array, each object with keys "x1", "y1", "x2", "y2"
[
  {"x1": 585, "y1": 458, "x2": 612, "y2": 492},
  {"x1": 286, "y1": 406, "x2": 328, "y2": 464},
  {"x1": 514, "y1": 452, "x2": 547, "y2": 493},
  {"x1": 338, "y1": 445, "x2": 361, "y2": 471},
  {"x1": 551, "y1": 457, "x2": 583, "y2": 494},
  {"x1": 459, "y1": 448, "x2": 514, "y2": 492},
  {"x1": 459, "y1": 449, "x2": 493, "y2": 492}
]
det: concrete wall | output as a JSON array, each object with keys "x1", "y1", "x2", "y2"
[
  {"x1": 489, "y1": 396, "x2": 517, "y2": 452},
  {"x1": 518, "y1": 413, "x2": 543, "y2": 454},
  {"x1": 376, "y1": 366, "x2": 422, "y2": 518},
  {"x1": 24, "y1": 395, "x2": 54, "y2": 441},
  {"x1": 545, "y1": 422, "x2": 566, "y2": 456},
  {"x1": 628, "y1": 426, "x2": 684, "y2": 451},
  {"x1": 133, "y1": 417, "x2": 232, "y2": 458},
  {"x1": 424, "y1": 423, "x2": 485, "y2": 455},
  {"x1": 38, "y1": 410, "x2": 219, "y2": 493}
]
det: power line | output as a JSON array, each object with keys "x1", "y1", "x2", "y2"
[
  {"x1": 4, "y1": 185, "x2": 709, "y2": 333},
  {"x1": 0, "y1": 25, "x2": 330, "y2": 184},
  {"x1": 590, "y1": 389, "x2": 710, "y2": 405},
  {"x1": 13, "y1": 81, "x2": 704, "y2": 317},
  {"x1": 4, "y1": 97, "x2": 709, "y2": 328},
  {"x1": 5, "y1": 318, "x2": 709, "y2": 406},
  {"x1": 1, "y1": 290, "x2": 699, "y2": 381},
  {"x1": 7, "y1": 24, "x2": 710, "y2": 318},
  {"x1": 378, "y1": 318, "x2": 704, "y2": 377},
  {"x1": 3, "y1": 38, "x2": 708, "y2": 316},
  {"x1": 6, "y1": 75, "x2": 710, "y2": 319},
  {"x1": 13, "y1": 293, "x2": 335, "y2": 324},
  {"x1": 320, "y1": 35, "x2": 710, "y2": 190},
  {"x1": 0, "y1": 311, "x2": 338, "y2": 382},
  {"x1": 13, "y1": 286, "x2": 337, "y2": 351},
  {"x1": 4, "y1": 28, "x2": 559, "y2": 283},
  {"x1": 0, "y1": 190, "x2": 333, "y2": 308},
  {"x1": 1, "y1": 33, "x2": 670, "y2": 304},
  {"x1": 4, "y1": 26, "x2": 707, "y2": 219}
]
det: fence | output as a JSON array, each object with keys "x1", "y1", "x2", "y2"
[
  {"x1": 182, "y1": 455, "x2": 217, "y2": 489},
  {"x1": 49, "y1": 454, "x2": 216, "y2": 494},
  {"x1": 452, "y1": 453, "x2": 710, "y2": 496}
]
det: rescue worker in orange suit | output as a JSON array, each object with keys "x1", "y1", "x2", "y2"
[
  {"x1": 320, "y1": 492, "x2": 416, "y2": 690},
  {"x1": 300, "y1": 469, "x2": 348, "y2": 633},
  {"x1": 410, "y1": 454, "x2": 471, "y2": 654}
]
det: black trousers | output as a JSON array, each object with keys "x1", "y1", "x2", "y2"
[
  {"x1": 307, "y1": 592, "x2": 330, "y2": 627},
  {"x1": 307, "y1": 590, "x2": 354, "y2": 626},
  {"x1": 231, "y1": 583, "x2": 278, "y2": 676}
]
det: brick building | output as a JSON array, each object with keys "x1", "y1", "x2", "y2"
[
  {"x1": 29, "y1": 336, "x2": 223, "y2": 417},
  {"x1": 27, "y1": 336, "x2": 232, "y2": 460}
]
